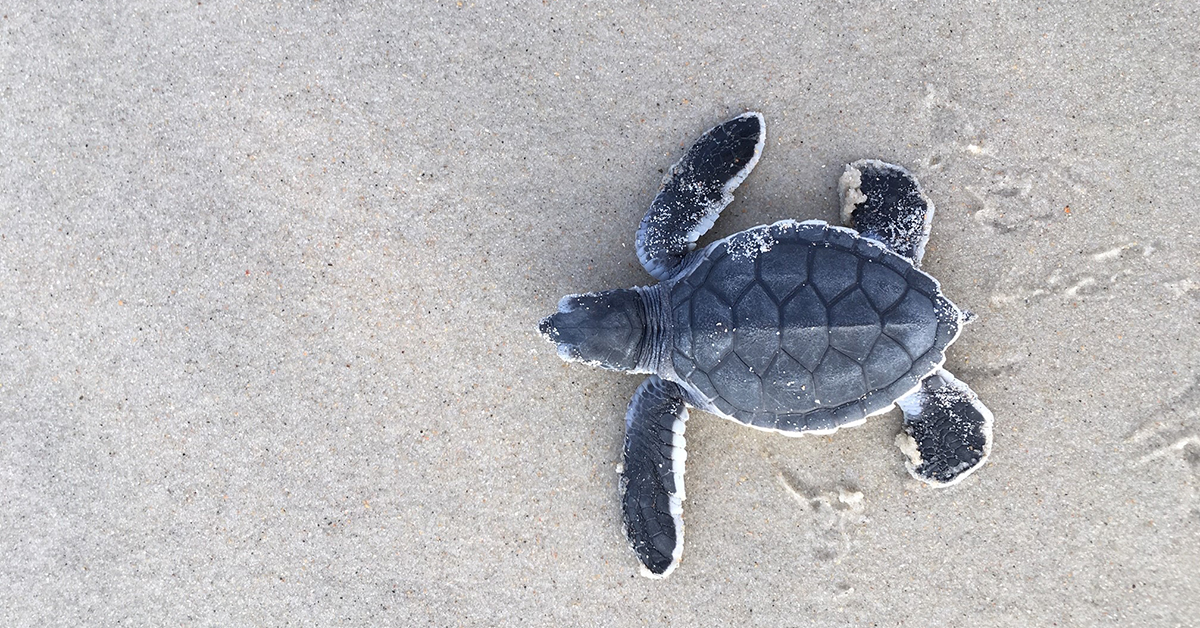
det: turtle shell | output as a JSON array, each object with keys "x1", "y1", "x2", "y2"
[{"x1": 665, "y1": 220, "x2": 961, "y2": 433}]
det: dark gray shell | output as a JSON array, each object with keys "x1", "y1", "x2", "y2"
[{"x1": 665, "y1": 220, "x2": 961, "y2": 433}]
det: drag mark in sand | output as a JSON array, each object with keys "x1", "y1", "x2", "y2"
[
  {"x1": 1128, "y1": 375, "x2": 1200, "y2": 471},
  {"x1": 775, "y1": 471, "x2": 867, "y2": 564},
  {"x1": 989, "y1": 241, "x2": 1154, "y2": 307}
]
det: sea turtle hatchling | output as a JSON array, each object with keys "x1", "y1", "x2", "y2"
[{"x1": 538, "y1": 113, "x2": 994, "y2": 578}]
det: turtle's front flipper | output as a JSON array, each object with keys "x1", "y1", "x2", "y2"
[
  {"x1": 895, "y1": 369, "x2": 993, "y2": 486},
  {"x1": 839, "y1": 159, "x2": 935, "y2": 265},
  {"x1": 636, "y1": 112, "x2": 765, "y2": 280},
  {"x1": 621, "y1": 375, "x2": 689, "y2": 578}
]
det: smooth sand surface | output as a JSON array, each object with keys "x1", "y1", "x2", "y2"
[{"x1": 2, "y1": 2, "x2": 1198, "y2": 626}]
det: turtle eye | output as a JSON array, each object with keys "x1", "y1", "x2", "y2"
[
  {"x1": 556, "y1": 343, "x2": 583, "y2": 362},
  {"x1": 557, "y1": 292, "x2": 603, "y2": 313}
]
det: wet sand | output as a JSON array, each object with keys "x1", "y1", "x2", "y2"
[{"x1": 2, "y1": 2, "x2": 1198, "y2": 625}]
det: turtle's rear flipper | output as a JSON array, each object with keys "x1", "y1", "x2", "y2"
[
  {"x1": 621, "y1": 376, "x2": 689, "y2": 578},
  {"x1": 895, "y1": 369, "x2": 993, "y2": 486},
  {"x1": 839, "y1": 159, "x2": 935, "y2": 265},
  {"x1": 637, "y1": 112, "x2": 765, "y2": 280}
]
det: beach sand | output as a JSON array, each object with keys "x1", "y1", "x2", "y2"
[{"x1": 2, "y1": 2, "x2": 1197, "y2": 625}]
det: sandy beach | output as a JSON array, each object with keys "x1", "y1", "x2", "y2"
[{"x1": 2, "y1": 2, "x2": 1197, "y2": 625}]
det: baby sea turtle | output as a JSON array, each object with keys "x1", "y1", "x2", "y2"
[{"x1": 538, "y1": 113, "x2": 993, "y2": 578}]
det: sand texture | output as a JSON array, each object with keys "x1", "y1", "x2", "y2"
[{"x1": 2, "y1": 2, "x2": 1198, "y2": 626}]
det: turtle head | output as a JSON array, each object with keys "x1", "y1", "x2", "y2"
[{"x1": 539, "y1": 289, "x2": 649, "y2": 372}]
